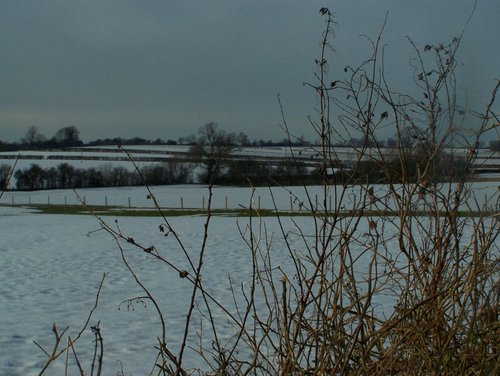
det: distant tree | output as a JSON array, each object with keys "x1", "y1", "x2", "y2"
[
  {"x1": 22, "y1": 125, "x2": 46, "y2": 147},
  {"x1": 349, "y1": 136, "x2": 378, "y2": 148},
  {"x1": 279, "y1": 137, "x2": 291, "y2": 146},
  {"x1": 489, "y1": 139, "x2": 500, "y2": 151},
  {"x1": 236, "y1": 132, "x2": 250, "y2": 146},
  {"x1": 162, "y1": 161, "x2": 193, "y2": 184},
  {"x1": 15, "y1": 164, "x2": 45, "y2": 190},
  {"x1": 0, "y1": 164, "x2": 12, "y2": 189},
  {"x1": 255, "y1": 139, "x2": 274, "y2": 147},
  {"x1": 53, "y1": 126, "x2": 82, "y2": 147},
  {"x1": 126, "y1": 137, "x2": 148, "y2": 145},
  {"x1": 112, "y1": 166, "x2": 134, "y2": 186},
  {"x1": 140, "y1": 161, "x2": 193, "y2": 185},
  {"x1": 179, "y1": 135, "x2": 197, "y2": 145},
  {"x1": 72, "y1": 167, "x2": 103, "y2": 188},
  {"x1": 57, "y1": 163, "x2": 75, "y2": 189},
  {"x1": 295, "y1": 135, "x2": 308, "y2": 146},
  {"x1": 14, "y1": 170, "x2": 27, "y2": 190},
  {"x1": 140, "y1": 165, "x2": 166, "y2": 185},
  {"x1": 189, "y1": 122, "x2": 237, "y2": 184},
  {"x1": 98, "y1": 164, "x2": 114, "y2": 186},
  {"x1": 44, "y1": 167, "x2": 58, "y2": 189},
  {"x1": 87, "y1": 168, "x2": 104, "y2": 188},
  {"x1": 153, "y1": 138, "x2": 163, "y2": 144},
  {"x1": 223, "y1": 160, "x2": 273, "y2": 185}
]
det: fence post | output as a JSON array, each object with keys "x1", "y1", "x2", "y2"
[
  {"x1": 258, "y1": 196, "x2": 261, "y2": 210},
  {"x1": 181, "y1": 197, "x2": 184, "y2": 209},
  {"x1": 128, "y1": 197, "x2": 131, "y2": 208},
  {"x1": 290, "y1": 196, "x2": 293, "y2": 211},
  {"x1": 47, "y1": 196, "x2": 50, "y2": 206},
  {"x1": 225, "y1": 196, "x2": 228, "y2": 210},
  {"x1": 105, "y1": 196, "x2": 108, "y2": 208},
  {"x1": 202, "y1": 196, "x2": 205, "y2": 210}
]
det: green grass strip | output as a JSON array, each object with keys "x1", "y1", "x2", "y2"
[{"x1": 2, "y1": 203, "x2": 496, "y2": 218}]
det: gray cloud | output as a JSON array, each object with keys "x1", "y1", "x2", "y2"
[{"x1": 1, "y1": 0, "x2": 498, "y2": 142}]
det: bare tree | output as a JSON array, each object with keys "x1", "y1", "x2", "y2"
[
  {"x1": 189, "y1": 122, "x2": 237, "y2": 184},
  {"x1": 22, "y1": 125, "x2": 46, "y2": 146}
]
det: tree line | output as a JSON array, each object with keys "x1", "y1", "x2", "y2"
[
  {"x1": 9, "y1": 161, "x2": 193, "y2": 191},
  {"x1": 0, "y1": 121, "x2": 480, "y2": 191},
  {"x1": 6, "y1": 159, "x2": 313, "y2": 191},
  {"x1": 2, "y1": 123, "x2": 499, "y2": 151},
  {"x1": 0, "y1": 124, "x2": 312, "y2": 151},
  {"x1": 0, "y1": 121, "x2": 493, "y2": 191}
]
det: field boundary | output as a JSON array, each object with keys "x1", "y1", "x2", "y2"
[{"x1": 2, "y1": 203, "x2": 498, "y2": 218}]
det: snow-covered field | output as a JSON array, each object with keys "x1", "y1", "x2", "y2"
[
  {"x1": 0, "y1": 209, "x2": 257, "y2": 374},
  {"x1": 0, "y1": 205, "x2": 388, "y2": 375},
  {"x1": 0, "y1": 145, "x2": 317, "y2": 179},
  {"x1": 0, "y1": 183, "x2": 498, "y2": 375},
  {"x1": 1, "y1": 182, "x2": 499, "y2": 212},
  {"x1": 2, "y1": 145, "x2": 499, "y2": 189}
]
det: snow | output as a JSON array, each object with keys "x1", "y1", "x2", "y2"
[
  {"x1": 0, "y1": 212, "x2": 216, "y2": 374},
  {"x1": 0, "y1": 202, "x2": 392, "y2": 374},
  {"x1": 1, "y1": 183, "x2": 498, "y2": 374},
  {"x1": 1, "y1": 182, "x2": 498, "y2": 212},
  {"x1": 3, "y1": 146, "x2": 497, "y2": 178}
]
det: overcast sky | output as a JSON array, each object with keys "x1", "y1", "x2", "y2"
[{"x1": 1, "y1": 0, "x2": 498, "y2": 143}]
